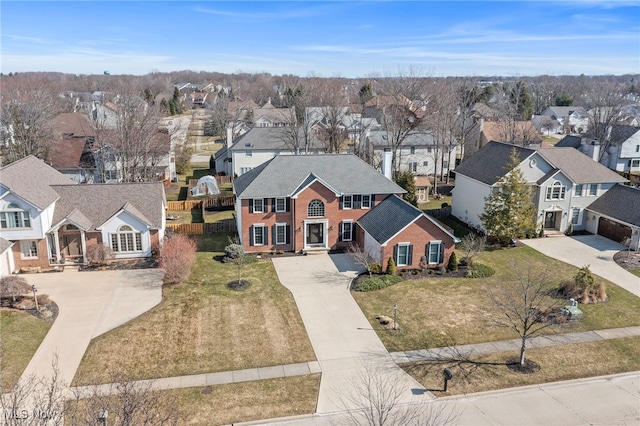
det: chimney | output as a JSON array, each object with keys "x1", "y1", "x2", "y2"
[
  {"x1": 226, "y1": 125, "x2": 233, "y2": 148},
  {"x1": 590, "y1": 140, "x2": 600, "y2": 162},
  {"x1": 382, "y1": 148, "x2": 392, "y2": 180}
]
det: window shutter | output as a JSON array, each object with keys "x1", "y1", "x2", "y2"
[
  {"x1": 339, "y1": 196, "x2": 344, "y2": 210},
  {"x1": 272, "y1": 198, "x2": 276, "y2": 212},
  {"x1": 263, "y1": 226, "x2": 268, "y2": 245},
  {"x1": 393, "y1": 245, "x2": 398, "y2": 264},
  {"x1": 286, "y1": 225, "x2": 291, "y2": 244},
  {"x1": 339, "y1": 222, "x2": 344, "y2": 241},
  {"x1": 249, "y1": 226, "x2": 254, "y2": 246},
  {"x1": 354, "y1": 195, "x2": 361, "y2": 209},
  {"x1": 425, "y1": 243, "x2": 430, "y2": 261},
  {"x1": 249, "y1": 199, "x2": 253, "y2": 214},
  {"x1": 285, "y1": 198, "x2": 290, "y2": 212},
  {"x1": 272, "y1": 225, "x2": 276, "y2": 244},
  {"x1": 407, "y1": 245, "x2": 413, "y2": 266},
  {"x1": 439, "y1": 243, "x2": 445, "y2": 264},
  {"x1": 264, "y1": 198, "x2": 269, "y2": 212}
]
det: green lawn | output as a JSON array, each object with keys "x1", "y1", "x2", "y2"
[
  {"x1": 73, "y1": 234, "x2": 315, "y2": 386},
  {"x1": 419, "y1": 195, "x2": 452, "y2": 211},
  {"x1": 0, "y1": 309, "x2": 52, "y2": 392},
  {"x1": 629, "y1": 269, "x2": 640, "y2": 278},
  {"x1": 353, "y1": 246, "x2": 640, "y2": 352}
]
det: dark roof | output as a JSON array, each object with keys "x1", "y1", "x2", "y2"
[
  {"x1": 48, "y1": 139, "x2": 93, "y2": 169},
  {"x1": 50, "y1": 112, "x2": 94, "y2": 138},
  {"x1": 454, "y1": 141, "x2": 535, "y2": 185},
  {"x1": 358, "y1": 195, "x2": 423, "y2": 244},
  {"x1": 555, "y1": 135, "x2": 582, "y2": 149},
  {"x1": 587, "y1": 184, "x2": 640, "y2": 227},
  {"x1": 0, "y1": 156, "x2": 75, "y2": 209},
  {"x1": 234, "y1": 154, "x2": 405, "y2": 198},
  {"x1": 50, "y1": 183, "x2": 166, "y2": 231}
]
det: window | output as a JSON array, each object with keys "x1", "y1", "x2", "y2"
[
  {"x1": 423, "y1": 161, "x2": 429, "y2": 167},
  {"x1": 252, "y1": 225, "x2": 266, "y2": 246},
  {"x1": 20, "y1": 240, "x2": 38, "y2": 259},
  {"x1": 631, "y1": 159, "x2": 640, "y2": 168},
  {"x1": 111, "y1": 225, "x2": 143, "y2": 253},
  {"x1": 275, "y1": 223, "x2": 287, "y2": 245},
  {"x1": 245, "y1": 150, "x2": 253, "y2": 157},
  {"x1": 240, "y1": 167, "x2": 253, "y2": 175},
  {"x1": 574, "y1": 184, "x2": 583, "y2": 197},
  {"x1": 546, "y1": 181, "x2": 566, "y2": 200},
  {"x1": 410, "y1": 162, "x2": 417, "y2": 172},
  {"x1": 0, "y1": 203, "x2": 31, "y2": 229},
  {"x1": 427, "y1": 241, "x2": 443, "y2": 264},
  {"x1": 395, "y1": 243, "x2": 412, "y2": 267},
  {"x1": 340, "y1": 221, "x2": 353, "y2": 242},
  {"x1": 362, "y1": 195, "x2": 371, "y2": 209},
  {"x1": 589, "y1": 184, "x2": 598, "y2": 196},
  {"x1": 343, "y1": 195, "x2": 353, "y2": 209},
  {"x1": 105, "y1": 170, "x2": 118, "y2": 180},
  {"x1": 275, "y1": 198, "x2": 286, "y2": 212},
  {"x1": 636, "y1": 145, "x2": 639, "y2": 153},
  {"x1": 410, "y1": 146, "x2": 416, "y2": 154},
  {"x1": 308, "y1": 199, "x2": 324, "y2": 217},
  {"x1": 252, "y1": 198, "x2": 264, "y2": 213},
  {"x1": 572, "y1": 208, "x2": 580, "y2": 226}
]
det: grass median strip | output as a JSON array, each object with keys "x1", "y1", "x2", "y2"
[
  {"x1": 402, "y1": 336, "x2": 640, "y2": 396},
  {"x1": 0, "y1": 309, "x2": 52, "y2": 391},
  {"x1": 73, "y1": 234, "x2": 315, "y2": 386},
  {"x1": 353, "y1": 246, "x2": 640, "y2": 352}
]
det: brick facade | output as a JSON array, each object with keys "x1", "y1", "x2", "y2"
[{"x1": 12, "y1": 239, "x2": 50, "y2": 271}]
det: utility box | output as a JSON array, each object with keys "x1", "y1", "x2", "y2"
[{"x1": 561, "y1": 305, "x2": 583, "y2": 320}]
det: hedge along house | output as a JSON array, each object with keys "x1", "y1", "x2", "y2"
[
  {"x1": 233, "y1": 153, "x2": 458, "y2": 270},
  {"x1": 0, "y1": 156, "x2": 166, "y2": 274}
]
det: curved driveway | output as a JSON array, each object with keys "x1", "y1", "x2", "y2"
[
  {"x1": 18, "y1": 268, "x2": 163, "y2": 387},
  {"x1": 272, "y1": 253, "x2": 427, "y2": 414},
  {"x1": 522, "y1": 235, "x2": 640, "y2": 297}
]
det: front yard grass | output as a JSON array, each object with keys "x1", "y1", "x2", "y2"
[
  {"x1": 73, "y1": 234, "x2": 315, "y2": 386},
  {"x1": 402, "y1": 336, "x2": 640, "y2": 396},
  {"x1": 0, "y1": 309, "x2": 52, "y2": 392},
  {"x1": 353, "y1": 246, "x2": 640, "y2": 352},
  {"x1": 629, "y1": 269, "x2": 640, "y2": 278},
  {"x1": 419, "y1": 195, "x2": 452, "y2": 211}
]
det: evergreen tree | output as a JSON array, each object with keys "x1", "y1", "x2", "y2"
[
  {"x1": 394, "y1": 170, "x2": 418, "y2": 207},
  {"x1": 479, "y1": 148, "x2": 537, "y2": 244},
  {"x1": 511, "y1": 81, "x2": 534, "y2": 120}
]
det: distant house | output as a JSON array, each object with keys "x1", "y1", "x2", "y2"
[
  {"x1": 585, "y1": 184, "x2": 640, "y2": 250},
  {"x1": 233, "y1": 153, "x2": 458, "y2": 270},
  {"x1": 0, "y1": 156, "x2": 166, "y2": 275},
  {"x1": 452, "y1": 141, "x2": 627, "y2": 235},
  {"x1": 252, "y1": 99, "x2": 294, "y2": 128},
  {"x1": 48, "y1": 112, "x2": 97, "y2": 183},
  {"x1": 540, "y1": 106, "x2": 589, "y2": 134}
]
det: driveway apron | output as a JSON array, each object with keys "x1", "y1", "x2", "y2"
[
  {"x1": 272, "y1": 253, "x2": 428, "y2": 414},
  {"x1": 522, "y1": 235, "x2": 640, "y2": 297},
  {"x1": 18, "y1": 268, "x2": 163, "y2": 387}
]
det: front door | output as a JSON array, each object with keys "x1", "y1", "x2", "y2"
[
  {"x1": 63, "y1": 234, "x2": 81, "y2": 256},
  {"x1": 544, "y1": 212, "x2": 558, "y2": 230},
  {"x1": 306, "y1": 223, "x2": 324, "y2": 246}
]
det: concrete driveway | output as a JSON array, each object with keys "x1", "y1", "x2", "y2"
[
  {"x1": 18, "y1": 268, "x2": 163, "y2": 387},
  {"x1": 522, "y1": 235, "x2": 640, "y2": 297},
  {"x1": 272, "y1": 253, "x2": 428, "y2": 414}
]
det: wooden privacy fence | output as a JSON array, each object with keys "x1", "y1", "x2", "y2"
[
  {"x1": 167, "y1": 200, "x2": 203, "y2": 211},
  {"x1": 203, "y1": 196, "x2": 235, "y2": 209},
  {"x1": 424, "y1": 206, "x2": 452, "y2": 219},
  {"x1": 166, "y1": 220, "x2": 237, "y2": 235}
]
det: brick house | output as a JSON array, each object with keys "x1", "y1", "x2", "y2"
[
  {"x1": 0, "y1": 156, "x2": 166, "y2": 275},
  {"x1": 233, "y1": 154, "x2": 458, "y2": 270}
]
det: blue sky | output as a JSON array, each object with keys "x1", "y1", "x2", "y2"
[{"x1": 1, "y1": 1, "x2": 639, "y2": 77}]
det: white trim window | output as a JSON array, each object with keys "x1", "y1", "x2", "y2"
[
  {"x1": 111, "y1": 225, "x2": 143, "y2": 253},
  {"x1": 308, "y1": 199, "x2": 325, "y2": 217},
  {"x1": 571, "y1": 208, "x2": 580, "y2": 226},
  {"x1": 20, "y1": 240, "x2": 38, "y2": 259},
  {"x1": 275, "y1": 198, "x2": 286, "y2": 213},
  {"x1": 395, "y1": 243, "x2": 412, "y2": 267},
  {"x1": 252, "y1": 224, "x2": 266, "y2": 246},
  {"x1": 340, "y1": 221, "x2": 353, "y2": 242},
  {"x1": 589, "y1": 184, "x2": 598, "y2": 196},
  {"x1": 1, "y1": 203, "x2": 31, "y2": 229},
  {"x1": 427, "y1": 241, "x2": 443, "y2": 264},
  {"x1": 574, "y1": 184, "x2": 583, "y2": 197},
  {"x1": 252, "y1": 198, "x2": 264, "y2": 213},
  {"x1": 546, "y1": 181, "x2": 566, "y2": 200},
  {"x1": 343, "y1": 195, "x2": 353, "y2": 209},
  {"x1": 361, "y1": 195, "x2": 372, "y2": 209},
  {"x1": 275, "y1": 223, "x2": 287, "y2": 245}
]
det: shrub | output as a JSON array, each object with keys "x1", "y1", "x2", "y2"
[
  {"x1": 356, "y1": 275, "x2": 403, "y2": 292},
  {"x1": 0, "y1": 276, "x2": 31, "y2": 302},
  {"x1": 160, "y1": 234, "x2": 197, "y2": 285},
  {"x1": 574, "y1": 265, "x2": 596, "y2": 291},
  {"x1": 464, "y1": 262, "x2": 495, "y2": 278},
  {"x1": 565, "y1": 224, "x2": 574, "y2": 236},
  {"x1": 85, "y1": 244, "x2": 114, "y2": 266},
  {"x1": 386, "y1": 257, "x2": 396, "y2": 276},
  {"x1": 441, "y1": 202, "x2": 449, "y2": 208},
  {"x1": 224, "y1": 243, "x2": 245, "y2": 260},
  {"x1": 368, "y1": 261, "x2": 382, "y2": 274},
  {"x1": 447, "y1": 252, "x2": 459, "y2": 271}
]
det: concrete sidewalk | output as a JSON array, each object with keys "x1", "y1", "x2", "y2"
[
  {"x1": 522, "y1": 235, "x2": 640, "y2": 297},
  {"x1": 272, "y1": 253, "x2": 427, "y2": 414},
  {"x1": 18, "y1": 268, "x2": 163, "y2": 387}
]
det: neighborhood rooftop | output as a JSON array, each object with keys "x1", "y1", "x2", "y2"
[
  {"x1": 233, "y1": 154, "x2": 406, "y2": 198},
  {"x1": 453, "y1": 141, "x2": 535, "y2": 185},
  {"x1": 587, "y1": 184, "x2": 640, "y2": 227}
]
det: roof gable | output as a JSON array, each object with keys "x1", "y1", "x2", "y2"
[
  {"x1": 587, "y1": 184, "x2": 640, "y2": 227},
  {"x1": 537, "y1": 147, "x2": 627, "y2": 184},
  {"x1": 454, "y1": 141, "x2": 535, "y2": 185}
]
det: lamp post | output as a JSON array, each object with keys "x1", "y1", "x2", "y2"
[{"x1": 31, "y1": 285, "x2": 38, "y2": 311}]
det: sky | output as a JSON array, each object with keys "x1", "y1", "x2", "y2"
[{"x1": 1, "y1": 1, "x2": 639, "y2": 77}]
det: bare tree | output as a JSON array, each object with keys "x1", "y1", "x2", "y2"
[
  {"x1": 347, "y1": 243, "x2": 374, "y2": 277},
  {"x1": 334, "y1": 362, "x2": 459, "y2": 426},
  {"x1": 582, "y1": 79, "x2": 628, "y2": 160},
  {"x1": 159, "y1": 234, "x2": 197, "y2": 285},
  {"x1": 488, "y1": 264, "x2": 560, "y2": 366},
  {"x1": 0, "y1": 276, "x2": 32, "y2": 303},
  {"x1": 457, "y1": 234, "x2": 486, "y2": 267}
]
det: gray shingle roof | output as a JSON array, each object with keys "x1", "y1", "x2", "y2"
[
  {"x1": 587, "y1": 184, "x2": 640, "y2": 227},
  {"x1": 0, "y1": 155, "x2": 75, "y2": 210},
  {"x1": 233, "y1": 154, "x2": 405, "y2": 198},
  {"x1": 368, "y1": 130, "x2": 437, "y2": 147},
  {"x1": 51, "y1": 183, "x2": 165, "y2": 230},
  {"x1": 229, "y1": 127, "x2": 324, "y2": 152},
  {"x1": 453, "y1": 141, "x2": 535, "y2": 185},
  {"x1": 555, "y1": 135, "x2": 582, "y2": 149},
  {"x1": 358, "y1": 195, "x2": 423, "y2": 244},
  {"x1": 0, "y1": 237, "x2": 14, "y2": 254},
  {"x1": 537, "y1": 147, "x2": 627, "y2": 184}
]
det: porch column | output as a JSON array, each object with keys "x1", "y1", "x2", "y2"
[
  {"x1": 80, "y1": 230, "x2": 87, "y2": 264},
  {"x1": 53, "y1": 229, "x2": 61, "y2": 263}
]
